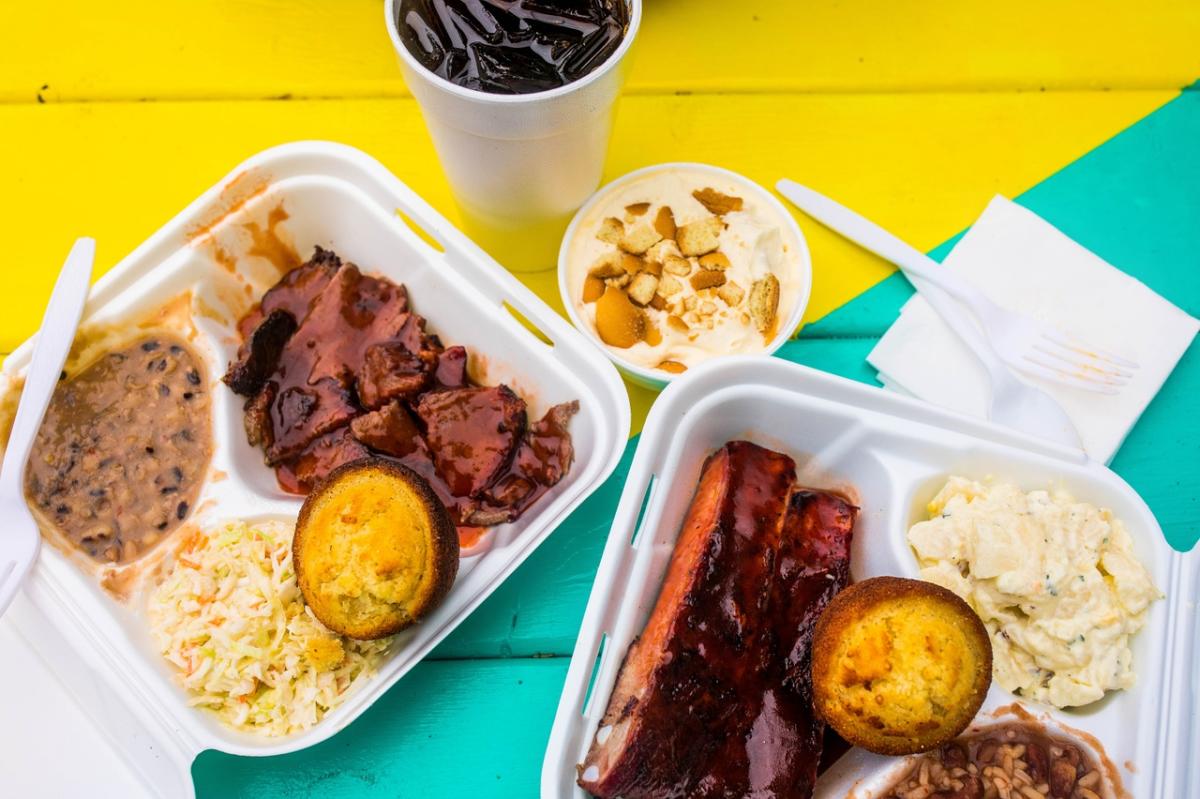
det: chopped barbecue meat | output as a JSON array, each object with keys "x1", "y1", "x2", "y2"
[
  {"x1": 483, "y1": 474, "x2": 536, "y2": 513},
  {"x1": 265, "y1": 377, "x2": 359, "y2": 464},
  {"x1": 415, "y1": 385, "x2": 527, "y2": 498},
  {"x1": 511, "y1": 400, "x2": 579, "y2": 487},
  {"x1": 357, "y1": 341, "x2": 431, "y2": 409},
  {"x1": 394, "y1": 444, "x2": 465, "y2": 515},
  {"x1": 578, "y1": 441, "x2": 857, "y2": 799},
  {"x1": 237, "y1": 247, "x2": 342, "y2": 340},
  {"x1": 224, "y1": 310, "x2": 297, "y2": 396},
  {"x1": 350, "y1": 401, "x2": 423, "y2": 457},
  {"x1": 242, "y1": 382, "x2": 276, "y2": 448},
  {"x1": 275, "y1": 427, "x2": 370, "y2": 494},
  {"x1": 433, "y1": 345, "x2": 469, "y2": 389},
  {"x1": 228, "y1": 247, "x2": 579, "y2": 530},
  {"x1": 690, "y1": 489, "x2": 856, "y2": 798},
  {"x1": 461, "y1": 506, "x2": 517, "y2": 527},
  {"x1": 392, "y1": 312, "x2": 437, "y2": 358},
  {"x1": 466, "y1": 400, "x2": 581, "y2": 525},
  {"x1": 288, "y1": 263, "x2": 413, "y2": 386}
]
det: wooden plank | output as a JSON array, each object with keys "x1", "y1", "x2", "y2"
[
  {"x1": 0, "y1": 90, "x2": 1171, "y2": 362},
  {"x1": 1, "y1": 1, "x2": 1198, "y2": 103},
  {"x1": 191, "y1": 657, "x2": 570, "y2": 798}
]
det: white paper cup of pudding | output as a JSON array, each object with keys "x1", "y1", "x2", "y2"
[
  {"x1": 558, "y1": 163, "x2": 812, "y2": 389},
  {"x1": 384, "y1": 0, "x2": 642, "y2": 242}
]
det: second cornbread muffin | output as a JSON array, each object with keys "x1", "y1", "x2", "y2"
[
  {"x1": 811, "y1": 576, "x2": 992, "y2": 755},
  {"x1": 295, "y1": 459, "x2": 459, "y2": 640}
]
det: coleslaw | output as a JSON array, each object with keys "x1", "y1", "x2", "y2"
[{"x1": 148, "y1": 520, "x2": 390, "y2": 737}]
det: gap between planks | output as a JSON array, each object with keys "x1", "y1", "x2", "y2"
[{"x1": 5, "y1": 84, "x2": 1198, "y2": 108}]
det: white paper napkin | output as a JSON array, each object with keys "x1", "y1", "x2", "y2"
[
  {"x1": 868, "y1": 195, "x2": 1199, "y2": 463},
  {"x1": 0, "y1": 617, "x2": 150, "y2": 798}
]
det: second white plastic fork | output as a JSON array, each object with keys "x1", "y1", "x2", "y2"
[{"x1": 776, "y1": 179, "x2": 1138, "y2": 394}]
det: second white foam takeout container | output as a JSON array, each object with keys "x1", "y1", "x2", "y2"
[
  {"x1": 544, "y1": 356, "x2": 1198, "y2": 799},
  {"x1": 558, "y1": 163, "x2": 813, "y2": 390},
  {"x1": 3, "y1": 142, "x2": 630, "y2": 798}
]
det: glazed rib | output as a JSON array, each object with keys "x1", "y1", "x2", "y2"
[
  {"x1": 577, "y1": 442, "x2": 857, "y2": 799},
  {"x1": 692, "y1": 489, "x2": 856, "y2": 798},
  {"x1": 578, "y1": 441, "x2": 798, "y2": 798}
]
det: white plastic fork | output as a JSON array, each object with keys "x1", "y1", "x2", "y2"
[
  {"x1": 903, "y1": 273, "x2": 1084, "y2": 449},
  {"x1": 775, "y1": 179, "x2": 1139, "y2": 394},
  {"x1": 0, "y1": 238, "x2": 95, "y2": 617}
]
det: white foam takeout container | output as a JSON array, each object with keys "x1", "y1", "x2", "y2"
[
  {"x1": 544, "y1": 357, "x2": 1197, "y2": 799},
  {"x1": 3, "y1": 142, "x2": 630, "y2": 798}
]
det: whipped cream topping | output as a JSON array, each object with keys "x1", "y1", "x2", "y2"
[{"x1": 566, "y1": 167, "x2": 804, "y2": 372}]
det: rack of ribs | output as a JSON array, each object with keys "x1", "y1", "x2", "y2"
[{"x1": 577, "y1": 440, "x2": 857, "y2": 799}]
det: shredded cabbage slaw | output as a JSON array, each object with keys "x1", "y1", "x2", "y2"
[{"x1": 148, "y1": 520, "x2": 390, "y2": 737}]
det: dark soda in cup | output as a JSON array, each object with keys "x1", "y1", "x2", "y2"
[{"x1": 396, "y1": 0, "x2": 631, "y2": 94}]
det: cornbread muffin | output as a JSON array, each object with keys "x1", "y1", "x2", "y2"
[
  {"x1": 295, "y1": 459, "x2": 459, "y2": 640},
  {"x1": 811, "y1": 576, "x2": 992, "y2": 755}
]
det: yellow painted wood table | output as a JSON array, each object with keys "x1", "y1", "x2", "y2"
[{"x1": 0, "y1": 1, "x2": 1197, "y2": 797}]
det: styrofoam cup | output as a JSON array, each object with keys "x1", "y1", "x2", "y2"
[{"x1": 384, "y1": 0, "x2": 642, "y2": 237}]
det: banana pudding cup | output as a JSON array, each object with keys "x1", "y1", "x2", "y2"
[{"x1": 559, "y1": 164, "x2": 811, "y2": 387}]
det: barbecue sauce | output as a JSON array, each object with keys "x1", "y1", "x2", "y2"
[{"x1": 228, "y1": 248, "x2": 578, "y2": 537}]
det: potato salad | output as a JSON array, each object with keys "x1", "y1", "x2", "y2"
[{"x1": 907, "y1": 477, "x2": 1161, "y2": 708}]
